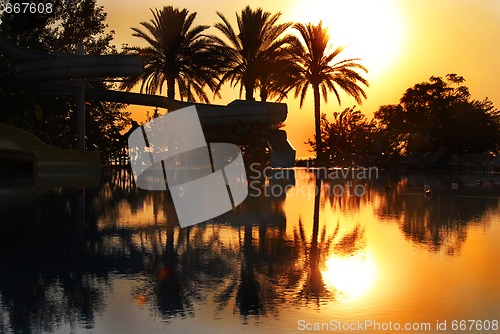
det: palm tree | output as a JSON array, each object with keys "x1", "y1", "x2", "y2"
[
  {"x1": 210, "y1": 6, "x2": 294, "y2": 101},
  {"x1": 120, "y1": 6, "x2": 224, "y2": 103},
  {"x1": 289, "y1": 22, "x2": 369, "y2": 161},
  {"x1": 256, "y1": 52, "x2": 301, "y2": 102}
]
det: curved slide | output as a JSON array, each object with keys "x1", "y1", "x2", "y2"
[
  {"x1": 0, "y1": 123, "x2": 100, "y2": 187},
  {"x1": 0, "y1": 34, "x2": 295, "y2": 174},
  {"x1": 2, "y1": 34, "x2": 289, "y2": 126}
]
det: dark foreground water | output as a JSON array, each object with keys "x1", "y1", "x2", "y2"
[{"x1": 1, "y1": 168, "x2": 499, "y2": 334}]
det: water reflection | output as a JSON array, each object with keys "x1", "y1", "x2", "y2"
[
  {"x1": 0, "y1": 188, "x2": 109, "y2": 333},
  {"x1": 0, "y1": 168, "x2": 498, "y2": 332},
  {"x1": 322, "y1": 251, "x2": 376, "y2": 301},
  {"x1": 374, "y1": 171, "x2": 499, "y2": 254},
  {"x1": 291, "y1": 178, "x2": 367, "y2": 305}
]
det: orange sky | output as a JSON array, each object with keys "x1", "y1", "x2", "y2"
[{"x1": 97, "y1": 0, "x2": 500, "y2": 158}]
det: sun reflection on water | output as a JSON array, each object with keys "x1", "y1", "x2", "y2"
[{"x1": 322, "y1": 251, "x2": 377, "y2": 301}]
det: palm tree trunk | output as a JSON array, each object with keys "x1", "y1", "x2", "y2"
[
  {"x1": 313, "y1": 84, "x2": 323, "y2": 162},
  {"x1": 244, "y1": 77, "x2": 255, "y2": 101},
  {"x1": 167, "y1": 77, "x2": 175, "y2": 100},
  {"x1": 260, "y1": 88, "x2": 268, "y2": 102}
]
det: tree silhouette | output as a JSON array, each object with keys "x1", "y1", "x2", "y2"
[
  {"x1": 314, "y1": 107, "x2": 375, "y2": 164},
  {"x1": 0, "y1": 0, "x2": 130, "y2": 159},
  {"x1": 121, "y1": 6, "x2": 224, "y2": 102},
  {"x1": 374, "y1": 74, "x2": 500, "y2": 154},
  {"x1": 255, "y1": 45, "x2": 300, "y2": 102},
  {"x1": 289, "y1": 22, "x2": 368, "y2": 161},
  {"x1": 210, "y1": 6, "x2": 294, "y2": 101}
]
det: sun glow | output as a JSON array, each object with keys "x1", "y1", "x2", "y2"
[
  {"x1": 288, "y1": 0, "x2": 405, "y2": 78},
  {"x1": 322, "y1": 251, "x2": 377, "y2": 301}
]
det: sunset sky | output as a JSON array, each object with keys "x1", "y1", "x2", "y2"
[{"x1": 97, "y1": 0, "x2": 500, "y2": 158}]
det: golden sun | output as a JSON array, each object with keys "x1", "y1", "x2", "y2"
[{"x1": 289, "y1": 0, "x2": 405, "y2": 78}]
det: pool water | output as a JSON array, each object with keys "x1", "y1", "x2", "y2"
[{"x1": 1, "y1": 168, "x2": 499, "y2": 333}]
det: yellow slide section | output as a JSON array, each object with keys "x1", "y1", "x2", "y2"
[{"x1": 0, "y1": 123, "x2": 100, "y2": 187}]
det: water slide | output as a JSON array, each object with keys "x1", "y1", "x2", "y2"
[
  {"x1": 0, "y1": 34, "x2": 296, "y2": 180},
  {"x1": 0, "y1": 123, "x2": 101, "y2": 187}
]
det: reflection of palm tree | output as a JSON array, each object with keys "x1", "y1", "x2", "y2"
[
  {"x1": 289, "y1": 22, "x2": 368, "y2": 160},
  {"x1": 121, "y1": 6, "x2": 224, "y2": 102},
  {"x1": 210, "y1": 6, "x2": 294, "y2": 101},
  {"x1": 215, "y1": 221, "x2": 291, "y2": 319},
  {"x1": 301, "y1": 177, "x2": 330, "y2": 300},
  {"x1": 209, "y1": 188, "x2": 292, "y2": 319},
  {"x1": 141, "y1": 194, "x2": 244, "y2": 320},
  {"x1": 293, "y1": 178, "x2": 366, "y2": 304},
  {"x1": 236, "y1": 223, "x2": 262, "y2": 316}
]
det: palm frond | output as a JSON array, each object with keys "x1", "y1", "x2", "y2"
[
  {"x1": 209, "y1": 6, "x2": 295, "y2": 101},
  {"x1": 118, "y1": 6, "x2": 227, "y2": 103}
]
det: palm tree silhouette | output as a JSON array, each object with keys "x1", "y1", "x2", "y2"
[
  {"x1": 210, "y1": 6, "x2": 295, "y2": 101},
  {"x1": 256, "y1": 52, "x2": 300, "y2": 102},
  {"x1": 289, "y1": 22, "x2": 369, "y2": 161},
  {"x1": 120, "y1": 6, "x2": 224, "y2": 103}
]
